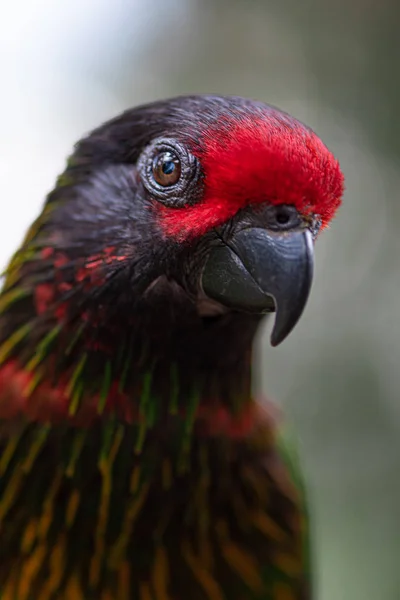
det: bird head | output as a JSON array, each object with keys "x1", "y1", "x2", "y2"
[
  {"x1": 18, "y1": 96, "x2": 343, "y2": 344},
  {"x1": 0, "y1": 95, "x2": 344, "y2": 423}
]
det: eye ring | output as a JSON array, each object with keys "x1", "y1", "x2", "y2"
[{"x1": 138, "y1": 137, "x2": 202, "y2": 207}]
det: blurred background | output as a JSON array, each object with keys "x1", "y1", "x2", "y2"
[{"x1": 1, "y1": 0, "x2": 399, "y2": 597}]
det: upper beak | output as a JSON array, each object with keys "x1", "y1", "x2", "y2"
[{"x1": 201, "y1": 227, "x2": 314, "y2": 346}]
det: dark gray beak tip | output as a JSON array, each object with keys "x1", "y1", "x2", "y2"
[{"x1": 270, "y1": 330, "x2": 281, "y2": 348}]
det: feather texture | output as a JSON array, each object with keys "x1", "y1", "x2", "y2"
[{"x1": 0, "y1": 95, "x2": 343, "y2": 598}]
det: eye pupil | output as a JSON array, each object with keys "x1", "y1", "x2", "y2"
[
  {"x1": 152, "y1": 151, "x2": 181, "y2": 187},
  {"x1": 162, "y1": 161, "x2": 175, "y2": 175}
]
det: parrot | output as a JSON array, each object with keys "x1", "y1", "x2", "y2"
[{"x1": 0, "y1": 95, "x2": 343, "y2": 599}]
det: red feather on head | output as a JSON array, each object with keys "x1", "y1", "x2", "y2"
[{"x1": 159, "y1": 112, "x2": 344, "y2": 240}]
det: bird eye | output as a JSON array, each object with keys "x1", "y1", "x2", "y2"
[
  {"x1": 138, "y1": 137, "x2": 203, "y2": 208},
  {"x1": 275, "y1": 207, "x2": 292, "y2": 225},
  {"x1": 152, "y1": 151, "x2": 181, "y2": 187},
  {"x1": 269, "y1": 205, "x2": 301, "y2": 230}
]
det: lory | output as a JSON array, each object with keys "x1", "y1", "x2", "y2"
[{"x1": 0, "y1": 95, "x2": 343, "y2": 599}]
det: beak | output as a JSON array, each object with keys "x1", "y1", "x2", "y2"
[{"x1": 201, "y1": 228, "x2": 314, "y2": 346}]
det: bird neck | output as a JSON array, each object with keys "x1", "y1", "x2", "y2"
[
  {"x1": 81, "y1": 304, "x2": 264, "y2": 469},
  {"x1": 124, "y1": 305, "x2": 262, "y2": 443},
  {"x1": 0, "y1": 282, "x2": 264, "y2": 445},
  {"x1": 104, "y1": 291, "x2": 263, "y2": 430}
]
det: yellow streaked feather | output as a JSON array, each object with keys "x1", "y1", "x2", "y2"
[
  {"x1": 65, "y1": 488, "x2": 80, "y2": 528},
  {"x1": 140, "y1": 582, "x2": 153, "y2": 600},
  {"x1": 272, "y1": 552, "x2": 302, "y2": 577},
  {"x1": 108, "y1": 482, "x2": 150, "y2": 569},
  {"x1": 0, "y1": 287, "x2": 30, "y2": 313},
  {"x1": 64, "y1": 574, "x2": 85, "y2": 600},
  {"x1": 0, "y1": 432, "x2": 22, "y2": 476},
  {"x1": 130, "y1": 464, "x2": 141, "y2": 493},
  {"x1": 22, "y1": 368, "x2": 44, "y2": 398},
  {"x1": 65, "y1": 430, "x2": 86, "y2": 478},
  {"x1": 152, "y1": 545, "x2": 173, "y2": 600},
  {"x1": 182, "y1": 539, "x2": 225, "y2": 600},
  {"x1": 66, "y1": 354, "x2": 87, "y2": 415},
  {"x1": 21, "y1": 518, "x2": 38, "y2": 554},
  {"x1": 117, "y1": 560, "x2": 131, "y2": 600},
  {"x1": 22, "y1": 426, "x2": 50, "y2": 473},
  {"x1": 39, "y1": 534, "x2": 66, "y2": 600},
  {"x1": 0, "y1": 468, "x2": 24, "y2": 522},
  {"x1": 251, "y1": 510, "x2": 289, "y2": 543},
  {"x1": 37, "y1": 469, "x2": 63, "y2": 541},
  {"x1": 0, "y1": 322, "x2": 32, "y2": 366},
  {"x1": 16, "y1": 543, "x2": 47, "y2": 600},
  {"x1": 217, "y1": 519, "x2": 264, "y2": 594},
  {"x1": 2, "y1": 567, "x2": 18, "y2": 600},
  {"x1": 90, "y1": 427, "x2": 123, "y2": 587},
  {"x1": 273, "y1": 582, "x2": 297, "y2": 600}
]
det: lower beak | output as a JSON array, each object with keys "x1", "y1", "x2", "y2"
[{"x1": 201, "y1": 228, "x2": 314, "y2": 346}]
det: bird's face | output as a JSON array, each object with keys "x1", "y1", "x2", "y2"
[
  {"x1": 132, "y1": 96, "x2": 343, "y2": 345},
  {"x1": 21, "y1": 96, "x2": 343, "y2": 348}
]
